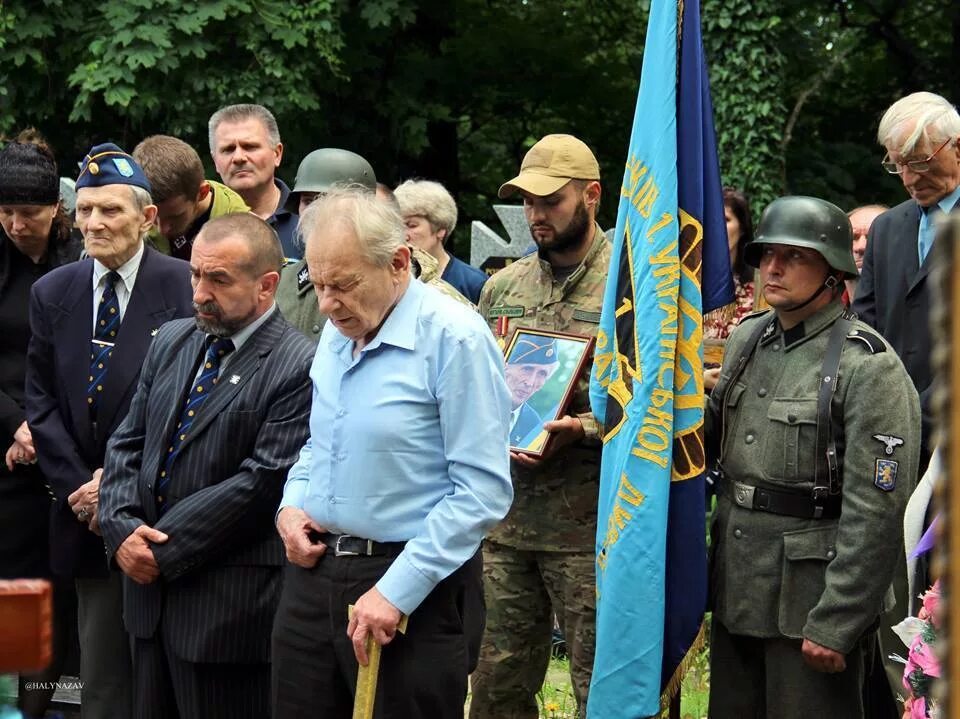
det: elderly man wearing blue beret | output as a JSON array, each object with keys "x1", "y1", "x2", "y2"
[
  {"x1": 505, "y1": 335, "x2": 560, "y2": 451},
  {"x1": 25, "y1": 143, "x2": 194, "y2": 718}
]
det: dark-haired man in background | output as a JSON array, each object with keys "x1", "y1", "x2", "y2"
[{"x1": 133, "y1": 134, "x2": 249, "y2": 259}]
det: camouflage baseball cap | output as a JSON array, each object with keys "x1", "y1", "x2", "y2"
[{"x1": 498, "y1": 134, "x2": 600, "y2": 199}]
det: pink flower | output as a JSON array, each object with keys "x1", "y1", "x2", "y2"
[
  {"x1": 909, "y1": 635, "x2": 940, "y2": 678},
  {"x1": 910, "y1": 695, "x2": 927, "y2": 719},
  {"x1": 903, "y1": 695, "x2": 916, "y2": 719},
  {"x1": 920, "y1": 581, "x2": 941, "y2": 627}
]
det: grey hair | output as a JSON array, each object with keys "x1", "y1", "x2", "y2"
[
  {"x1": 877, "y1": 92, "x2": 960, "y2": 154},
  {"x1": 394, "y1": 179, "x2": 458, "y2": 237},
  {"x1": 300, "y1": 185, "x2": 405, "y2": 267},
  {"x1": 129, "y1": 185, "x2": 154, "y2": 213},
  {"x1": 207, "y1": 104, "x2": 281, "y2": 153},
  {"x1": 129, "y1": 185, "x2": 155, "y2": 240}
]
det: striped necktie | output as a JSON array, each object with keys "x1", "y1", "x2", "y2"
[
  {"x1": 155, "y1": 336, "x2": 235, "y2": 515},
  {"x1": 87, "y1": 271, "x2": 121, "y2": 417}
]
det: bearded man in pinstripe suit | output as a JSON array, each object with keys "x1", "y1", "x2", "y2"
[{"x1": 99, "y1": 212, "x2": 314, "y2": 719}]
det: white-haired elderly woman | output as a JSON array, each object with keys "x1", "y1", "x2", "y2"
[{"x1": 394, "y1": 178, "x2": 488, "y2": 303}]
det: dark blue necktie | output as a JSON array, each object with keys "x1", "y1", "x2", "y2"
[
  {"x1": 87, "y1": 271, "x2": 121, "y2": 416},
  {"x1": 155, "y1": 336, "x2": 235, "y2": 515}
]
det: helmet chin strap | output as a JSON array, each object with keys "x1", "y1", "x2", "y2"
[{"x1": 778, "y1": 273, "x2": 842, "y2": 313}]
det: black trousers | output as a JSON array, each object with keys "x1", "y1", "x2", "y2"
[
  {"x1": 271, "y1": 549, "x2": 482, "y2": 719},
  {"x1": 132, "y1": 631, "x2": 270, "y2": 719}
]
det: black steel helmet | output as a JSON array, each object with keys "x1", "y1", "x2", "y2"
[
  {"x1": 286, "y1": 148, "x2": 376, "y2": 213},
  {"x1": 744, "y1": 196, "x2": 859, "y2": 278}
]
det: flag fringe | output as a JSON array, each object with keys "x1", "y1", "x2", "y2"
[
  {"x1": 659, "y1": 620, "x2": 707, "y2": 714},
  {"x1": 703, "y1": 301, "x2": 735, "y2": 328}
]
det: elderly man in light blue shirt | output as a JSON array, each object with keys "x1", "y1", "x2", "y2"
[{"x1": 272, "y1": 185, "x2": 512, "y2": 719}]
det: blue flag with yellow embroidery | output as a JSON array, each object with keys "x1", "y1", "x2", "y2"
[{"x1": 587, "y1": 0, "x2": 732, "y2": 716}]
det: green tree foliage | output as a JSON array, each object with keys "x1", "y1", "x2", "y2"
[
  {"x1": 779, "y1": 0, "x2": 960, "y2": 211},
  {"x1": 703, "y1": 0, "x2": 786, "y2": 214},
  {"x1": 0, "y1": 0, "x2": 345, "y2": 156},
  {"x1": 0, "y1": 0, "x2": 956, "y2": 238}
]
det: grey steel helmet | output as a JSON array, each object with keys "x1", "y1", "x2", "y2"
[
  {"x1": 744, "y1": 196, "x2": 859, "y2": 278},
  {"x1": 286, "y1": 148, "x2": 376, "y2": 213}
]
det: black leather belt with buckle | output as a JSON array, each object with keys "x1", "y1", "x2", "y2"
[
  {"x1": 718, "y1": 477, "x2": 841, "y2": 520},
  {"x1": 316, "y1": 533, "x2": 406, "y2": 558}
]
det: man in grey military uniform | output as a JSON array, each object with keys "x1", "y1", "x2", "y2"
[{"x1": 706, "y1": 196, "x2": 921, "y2": 718}]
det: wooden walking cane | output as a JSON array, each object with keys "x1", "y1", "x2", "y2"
[{"x1": 349, "y1": 606, "x2": 409, "y2": 719}]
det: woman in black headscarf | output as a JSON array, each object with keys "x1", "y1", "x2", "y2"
[{"x1": 0, "y1": 129, "x2": 81, "y2": 718}]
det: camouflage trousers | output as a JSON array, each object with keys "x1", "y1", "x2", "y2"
[{"x1": 469, "y1": 541, "x2": 596, "y2": 719}]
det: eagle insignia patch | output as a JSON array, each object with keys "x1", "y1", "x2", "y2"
[{"x1": 873, "y1": 434, "x2": 904, "y2": 455}]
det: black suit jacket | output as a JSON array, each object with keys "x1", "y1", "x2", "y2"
[
  {"x1": 852, "y1": 197, "x2": 956, "y2": 466},
  {"x1": 26, "y1": 247, "x2": 193, "y2": 577},
  {"x1": 98, "y1": 310, "x2": 313, "y2": 663}
]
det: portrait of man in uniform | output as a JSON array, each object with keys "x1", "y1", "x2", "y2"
[{"x1": 504, "y1": 330, "x2": 593, "y2": 455}]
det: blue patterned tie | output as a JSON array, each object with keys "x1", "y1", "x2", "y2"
[
  {"x1": 87, "y1": 271, "x2": 121, "y2": 417},
  {"x1": 155, "y1": 336, "x2": 235, "y2": 514}
]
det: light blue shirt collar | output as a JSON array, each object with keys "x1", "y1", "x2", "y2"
[
  {"x1": 920, "y1": 184, "x2": 960, "y2": 216},
  {"x1": 328, "y1": 278, "x2": 421, "y2": 358}
]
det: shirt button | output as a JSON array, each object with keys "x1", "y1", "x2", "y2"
[
  {"x1": 745, "y1": 434, "x2": 755, "y2": 444},
  {"x1": 787, "y1": 413, "x2": 797, "y2": 424},
  {"x1": 329, "y1": 497, "x2": 336, "y2": 504},
  {"x1": 757, "y1": 388, "x2": 767, "y2": 397},
  {"x1": 772, "y1": 343, "x2": 780, "y2": 351},
  {"x1": 312, "y1": 324, "x2": 321, "y2": 334},
  {"x1": 734, "y1": 529, "x2": 743, "y2": 539},
  {"x1": 336, "y1": 408, "x2": 346, "y2": 418},
  {"x1": 826, "y1": 549, "x2": 836, "y2": 560}
]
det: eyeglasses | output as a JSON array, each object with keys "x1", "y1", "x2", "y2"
[{"x1": 882, "y1": 137, "x2": 954, "y2": 174}]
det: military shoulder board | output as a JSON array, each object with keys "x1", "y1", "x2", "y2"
[
  {"x1": 738, "y1": 308, "x2": 773, "y2": 324},
  {"x1": 846, "y1": 327, "x2": 886, "y2": 354}
]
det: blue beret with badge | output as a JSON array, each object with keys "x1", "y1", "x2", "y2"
[
  {"x1": 76, "y1": 142, "x2": 152, "y2": 194},
  {"x1": 509, "y1": 334, "x2": 559, "y2": 365}
]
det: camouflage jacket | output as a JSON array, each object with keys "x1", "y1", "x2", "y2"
[
  {"x1": 276, "y1": 245, "x2": 472, "y2": 344},
  {"x1": 706, "y1": 303, "x2": 920, "y2": 652},
  {"x1": 478, "y1": 223, "x2": 610, "y2": 551}
]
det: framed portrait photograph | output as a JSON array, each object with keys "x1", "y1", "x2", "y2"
[{"x1": 503, "y1": 327, "x2": 595, "y2": 457}]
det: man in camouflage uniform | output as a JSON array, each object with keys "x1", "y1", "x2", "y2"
[
  {"x1": 275, "y1": 149, "x2": 470, "y2": 341},
  {"x1": 470, "y1": 134, "x2": 609, "y2": 719},
  {"x1": 707, "y1": 196, "x2": 921, "y2": 718}
]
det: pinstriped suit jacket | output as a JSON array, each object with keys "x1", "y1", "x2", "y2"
[{"x1": 98, "y1": 309, "x2": 313, "y2": 663}]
